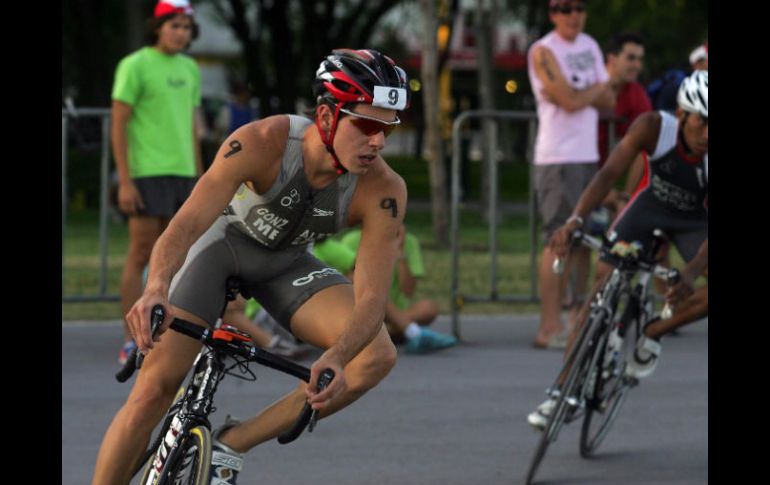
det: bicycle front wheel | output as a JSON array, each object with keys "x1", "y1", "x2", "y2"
[
  {"x1": 580, "y1": 313, "x2": 638, "y2": 457},
  {"x1": 139, "y1": 425, "x2": 212, "y2": 485},
  {"x1": 580, "y1": 377, "x2": 631, "y2": 457},
  {"x1": 524, "y1": 311, "x2": 605, "y2": 485}
]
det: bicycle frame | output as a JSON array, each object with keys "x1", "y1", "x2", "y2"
[
  {"x1": 116, "y1": 276, "x2": 333, "y2": 485},
  {"x1": 143, "y1": 345, "x2": 227, "y2": 483}
]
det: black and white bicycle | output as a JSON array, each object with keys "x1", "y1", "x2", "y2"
[
  {"x1": 524, "y1": 229, "x2": 679, "y2": 485},
  {"x1": 115, "y1": 278, "x2": 333, "y2": 485}
]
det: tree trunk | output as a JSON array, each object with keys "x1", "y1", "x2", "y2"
[
  {"x1": 263, "y1": 1, "x2": 296, "y2": 114},
  {"x1": 420, "y1": 0, "x2": 449, "y2": 246},
  {"x1": 476, "y1": 0, "x2": 496, "y2": 222}
]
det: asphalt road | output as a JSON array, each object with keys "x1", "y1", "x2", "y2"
[{"x1": 63, "y1": 314, "x2": 707, "y2": 485}]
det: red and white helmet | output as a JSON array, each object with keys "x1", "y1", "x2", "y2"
[
  {"x1": 312, "y1": 49, "x2": 409, "y2": 174},
  {"x1": 313, "y1": 49, "x2": 409, "y2": 111}
]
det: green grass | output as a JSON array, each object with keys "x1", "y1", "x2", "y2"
[
  {"x1": 62, "y1": 205, "x2": 545, "y2": 320},
  {"x1": 62, "y1": 210, "x2": 128, "y2": 320},
  {"x1": 62, "y1": 204, "x2": 699, "y2": 321}
]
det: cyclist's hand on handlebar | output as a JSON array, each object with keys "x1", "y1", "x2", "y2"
[
  {"x1": 549, "y1": 224, "x2": 575, "y2": 259},
  {"x1": 305, "y1": 351, "x2": 346, "y2": 411},
  {"x1": 125, "y1": 293, "x2": 174, "y2": 354}
]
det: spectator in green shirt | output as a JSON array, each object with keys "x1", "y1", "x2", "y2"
[{"x1": 111, "y1": 0, "x2": 203, "y2": 365}]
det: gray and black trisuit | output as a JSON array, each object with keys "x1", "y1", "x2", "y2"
[{"x1": 170, "y1": 115, "x2": 358, "y2": 328}]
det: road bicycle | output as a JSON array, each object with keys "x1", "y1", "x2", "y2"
[
  {"x1": 524, "y1": 229, "x2": 679, "y2": 485},
  {"x1": 115, "y1": 278, "x2": 333, "y2": 485}
]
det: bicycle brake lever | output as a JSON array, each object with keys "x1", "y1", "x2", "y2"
[
  {"x1": 136, "y1": 305, "x2": 166, "y2": 370},
  {"x1": 308, "y1": 369, "x2": 335, "y2": 432}
]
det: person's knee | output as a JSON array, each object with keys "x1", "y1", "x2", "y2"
[{"x1": 123, "y1": 379, "x2": 178, "y2": 429}]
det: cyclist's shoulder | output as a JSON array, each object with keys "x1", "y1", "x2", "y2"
[
  {"x1": 363, "y1": 157, "x2": 406, "y2": 192},
  {"x1": 247, "y1": 114, "x2": 291, "y2": 139},
  {"x1": 231, "y1": 115, "x2": 291, "y2": 155},
  {"x1": 627, "y1": 111, "x2": 663, "y2": 147}
]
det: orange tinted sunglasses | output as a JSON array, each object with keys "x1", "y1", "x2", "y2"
[{"x1": 339, "y1": 107, "x2": 400, "y2": 138}]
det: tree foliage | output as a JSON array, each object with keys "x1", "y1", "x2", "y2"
[
  {"x1": 507, "y1": 0, "x2": 708, "y2": 81},
  {"x1": 202, "y1": 0, "x2": 406, "y2": 115}
]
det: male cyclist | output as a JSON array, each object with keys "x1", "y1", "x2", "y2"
[
  {"x1": 528, "y1": 70, "x2": 708, "y2": 429},
  {"x1": 92, "y1": 49, "x2": 412, "y2": 485}
]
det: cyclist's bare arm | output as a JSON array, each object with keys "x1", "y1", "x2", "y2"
[
  {"x1": 532, "y1": 46, "x2": 615, "y2": 113},
  {"x1": 667, "y1": 239, "x2": 708, "y2": 305},
  {"x1": 550, "y1": 112, "x2": 661, "y2": 256},
  {"x1": 130, "y1": 117, "x2": 289, "y2": 352},
  {"x1": 306, "y1": 163, "x2": 407, "y2": 409}
]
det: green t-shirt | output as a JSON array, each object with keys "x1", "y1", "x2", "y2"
[
  {"x1": 112, "y1": 47, "x2": 201, "y2": 178},
  {"x1": 340, "y1": 229, "x2": 425, "y2": 309}
]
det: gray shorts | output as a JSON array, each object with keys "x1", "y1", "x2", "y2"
[
  {"x1": 604, "y1": 191, "x2": 707, "y2": 264},
  {"x1": 133, "y1": 176, "x2": 197, "y2": 218},
  {"x1": 169, "y1": 216, "x2": 351, "y2": 330},
  {"x1": 534, "y1": 162, "x2": 597, "y2": 241}
]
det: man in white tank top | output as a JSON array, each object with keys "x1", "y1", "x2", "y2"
[{"x1": 527, "y1": 0, "x2": 616, "y2": 348}]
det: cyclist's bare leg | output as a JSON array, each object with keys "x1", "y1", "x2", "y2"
[
  {"x1": 120, "y1": 216, "x2": 167, "y2": 342},
  {"x1": 535, "y1": 246, "x2": 570, "y2": 346},
  {"x1": 651, "y1": 244, "x2": 672, "y2": 297},
  {"x1": 556, "y1": 261, "x2": 614, "y2": 384},
  {"x1": 91, "y1": 307, "x2": 206, "y2": 485},
  {"x1": 645, "y1": 283, "x2": 708, "y2": 339},
  {"x1": 215, "y1": 284, "x2": 397, "y2": 452},
  {"x1": 567, "y1": 246, "x2": 592, "y2": 331}
]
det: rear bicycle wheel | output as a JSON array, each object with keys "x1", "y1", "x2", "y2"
[{"x1": 524, "y1": 310, "x2": 605, "y2": 485}]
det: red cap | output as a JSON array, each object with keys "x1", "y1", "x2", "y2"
[{"x1": 154, "y1": 0, "x2": 194, "y2": 18}]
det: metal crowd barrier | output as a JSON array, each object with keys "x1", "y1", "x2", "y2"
[{"x1": 450, "y1": 110, "x2": 617, "y2": 338}]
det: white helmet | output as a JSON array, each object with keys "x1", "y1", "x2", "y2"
[{"x1": 677, "y1": 70, "x2": 708, "y2": 117}]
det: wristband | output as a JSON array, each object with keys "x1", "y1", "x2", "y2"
[{"x1": 566, "y1": 215, "x2": 584, "y2": 226}]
